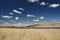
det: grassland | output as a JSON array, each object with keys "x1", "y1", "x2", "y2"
[{"x1": 0, "y1": 28, "x2": 60, "y2": 40}]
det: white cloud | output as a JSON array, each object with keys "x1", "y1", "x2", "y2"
[
  {"x1": 1, "y1": 15, "x2": 12, "y2": 19},
  {"x1": 0, "y1": 22, "x2": 22, "y2": 27},
  {"x1": 40, "y1": 2, "x2": 46, "y2": 6},
  {"x1": 12, "y1": 23, "x2": 22, "y2": 27},
  {"x1": 15, "y1": 17, "x2": 19, "y2": 20},
  {"x1": 27, "y1": 14, "x2": 36, "y2": 17},
  {"x1": 0, "y1": 21, "x2": 21, "y2": 27},
  {"x1": 49, "y1": 4, "x2": 60, "y2": 8},
  {"x1": 27, "y1": 0, "x2": 39, "y2": 3},
  {"x1": 12, "y1": 10, "x2": 22, "y2": 14},
  {"x1": 19, "y1": 8, "x2": 24, "y2": 11},
  {"x1": 0, "y1": 21, "x2": 31, "y2": 27},
  {"x1": 39, "y1": 16, "x2": 45, "y2": 19},
  {"x1": 9, "y1": 12, "x2": 13, "y2": 15},
  {"x1": 33, "y1": 19, "x2": 39, "y2": 22},
  {"x1": 13, "y1": 23, "x2": 32, "y2": 27}
]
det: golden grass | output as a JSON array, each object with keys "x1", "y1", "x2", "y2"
[{"x1": 0, "y1": 28, "x2": 60, "y2": 40}]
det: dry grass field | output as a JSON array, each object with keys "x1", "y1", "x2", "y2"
[{"x1": 0, "y1": 28, "x2": 60, "y2": 40}]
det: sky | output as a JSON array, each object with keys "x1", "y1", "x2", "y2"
[{"x1": 0, "y1": 0, "x2": 60, "y2": 26}]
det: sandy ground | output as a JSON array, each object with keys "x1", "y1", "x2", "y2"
[{"x1": 0, "y1": 28, "x2": 60, "y2": 40}]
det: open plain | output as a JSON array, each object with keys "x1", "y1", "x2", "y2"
[{"x1": 0, "y1": 28, "x2": 60, "y2": 40}]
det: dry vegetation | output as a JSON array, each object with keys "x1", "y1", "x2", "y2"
[{"x1": 0, "y1": 28, "x2": 60, "y2": 40}]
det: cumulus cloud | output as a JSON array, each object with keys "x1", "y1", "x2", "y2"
[
  {"x1": 27, "y1": 14, "x2": 36, "y2": 17},
  {"x1": 33, "y1": 19, "x2": 39, "y2": 22},
  {"x1": 27, "y1": 0, "x2": 39, "y2": 3},
  {"x1": 38, "y1": 16, "x2": 45, "y2": 19},
  {"x1": 15, "y1": 17, "x2": 19, "y2": 20},
  {"x1": 49, "y1": 4, "x2": 60, "y2": 8},
  {"x1": 12, "y1": 10, "x2": 22, "y2": 14},
  {"x1": 19, "y1": 8, "x2": 24, "y2": 11},
  {"x1": 1, "y1": 15, "x2": 13, "y2": 19},
  {"x1": 40, "y1": 2, "x2": 46, "y2": 6},
  {"x1": 9, "y1": 12, "x2": 13, "y2": 15}
]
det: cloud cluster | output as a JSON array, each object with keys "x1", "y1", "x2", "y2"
[
  {"x1": 40, "y1": 2, "x2": 60, "y2": 8},
  {"x1": 27, "y1": 0, "x2": 60, "y2": 8},
  {"x1": 33, "y1": 16, "x2": 45, "y2": 22},
  {"x1": 10, "y1": 8, "x2": 24, "y2": 15},
  {"x1": 12, "y1": 23, "x2": 22, "y2": 27},
  {"x1": 1, "y1": 8, "x2": 24, "y2": 22},
  {"x1": 10, "y1": 8, "x2": 24, "y2": 21},
  {"x1": 0, "y1": 21, "x2": 31, "y2": 27},
  {"x1": 1, "y1": 0, "x2": 60, "y2": 27}
]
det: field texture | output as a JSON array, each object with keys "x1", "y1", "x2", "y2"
[{"x1": 0, "y1": 28, "x2": 60, "y2": 40}]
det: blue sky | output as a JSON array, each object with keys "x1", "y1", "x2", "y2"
[{"x1": 0, "y1": 0, "x2": 60, "y2": 26}]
